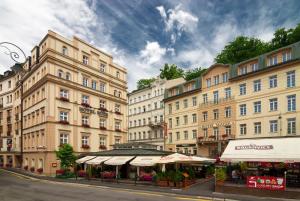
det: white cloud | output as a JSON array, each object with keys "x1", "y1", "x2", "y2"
[
  {"x1": 156, "y1": 4, "x2": 198, "y2": 43},
  {"x1": 140, "y1": 41, "x2": 166, "y2": 65}
]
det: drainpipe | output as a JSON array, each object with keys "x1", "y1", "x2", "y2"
[{"x1": 20, "y1": 80, "x2": 23, "y2": 167}]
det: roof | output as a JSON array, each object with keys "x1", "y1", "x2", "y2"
[{"x1": 79, "y1": 148, "x2": 173, "y2": 157}]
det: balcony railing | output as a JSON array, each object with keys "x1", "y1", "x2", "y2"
[
  {"x1": 148, "y1": 121, "x2": 164, "y2": 128},
  {"x1": 197, "y1": 134, "x2": 235, "y2": 143},
  {"x1": 200, "y1": 96, "x2": 234, "y2": 107}
]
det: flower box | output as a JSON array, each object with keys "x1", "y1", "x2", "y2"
[
  {"x1": 209, "y1": 135, "x2": 215, "y2": 139},
  {"x1": 81, "y1": 144, "x2": 90, "y2": 149},
  {"x1": 37, "y1": 168, "x2": 43, "y2": 174},
  {"x1": 59, "y1": 97, "x2": 69, "y2": 102},
  {"x1": 78, "y1": 170, "x2": 87, "y2": 177},
  {"x1": 99, "y1": 107, "x2": 108, "y2": 112},
  {"x1": 115, "y1": 111, "x2": 122, "y2": 115},
  {"x1": 82, "y1": 124, "x2": 90, "y2": 128},
  {"x1": 99, "y1": 145, "x2": 107, "y2": 150},
  {"x1": 115, "y1": 129, "x2": 122, "y2": 132},
  {"x1": 100, "y1": 126, "x2": 107, "y2": 130},
  {"x1": 56, "y1": 169, "x2": 65, "y2": 175},
  {"x1": 198, "y1": 136, "x2": 204, "y2": 140},
  {"x1": 5, "y1": 164, "x2": 12, "y2": 168},
  {"x1": 222, "y1": 134, "x2": 228, "y2": 138},
  {"x1": 157, "y1": 180, "x2": 169, "y2": 187},
  {"x1": 101, "y1": 171, "x2": 116, "y2": 179},
  {"x1": 81, "y1": 102, "x2": 91, "y2": 108},
  {"x1": 59, "y1": 120, "x2": 69, "y2": 125},
  {"x1": 30, "y1": 167, "x2": 35, "y2": 172},
  {"x1": 24, "y1": 165, "x2": 28, "y2": 170}
]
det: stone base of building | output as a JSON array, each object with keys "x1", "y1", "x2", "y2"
[{"x1": 0, "y1": 152, "x2": 22, "y2": 168}]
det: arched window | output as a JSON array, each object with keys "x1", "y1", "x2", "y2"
[
  {"x1": 66, "y1": 72, "x2": 71, "y2": 81},
  {"x1": 58, "y1": 70, "x2": 63, "y2": 78},
  {"x1": 62, "y1": 46, "x2": 68, "y2": 55}
]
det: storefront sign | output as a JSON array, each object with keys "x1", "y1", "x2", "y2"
[
  {"x1": 235, "y1": 144, "x2": 273, "y2": 150},
  {"x1": 247, "y1": 176, "x2": 285, "y2": 191},
  {"x1": 79, "y1": 107, "x2": 108, "y2": 117}
]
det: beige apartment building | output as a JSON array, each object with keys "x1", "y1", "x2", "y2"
[
  {"x1": 20, "y1": 30, "x2": 127, "y2": 175},
  {"x1": 127, "y1": 77, "x2": 184, "y2": 150},
  {"x1": 230, "y1": 41, "x2": 300, "y2": 139},
  {"x1": 198, "y1": 64, "x2": 236, "y2": 158},
  {"x1": 164, "y1": 78, "x2": 201, "y2": 154},
  {"x1": 0, "y1": 64, "x2": 24, "y2": 168}
]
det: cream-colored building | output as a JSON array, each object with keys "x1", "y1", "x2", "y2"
[
  {"x1": 20, "y1": 30, "x2": 127, "y2": 175},
  {"x1": 198, "y1": 64, "x2": 236, "y2": 158},
  {"x1": 0, "y1": 64, "x2": 24, "y2": 168},
  {"x1": 164, "y1": 78, "x2": 201, "y2": 154},
  {"x1": 127, "y1": 77, "x2": 184, "y2": 150},
  {"x1": 230, "y1": 41, "x2": 300, "y2": 139}
]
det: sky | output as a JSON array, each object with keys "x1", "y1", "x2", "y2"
[{"x1": 0, "y1": 0, "x2": 300, "y2": 91}]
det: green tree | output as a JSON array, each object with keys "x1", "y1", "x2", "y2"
[
  {"x1": 159, "y1": 64, "x2": 184, "y2": 80},
  {"x1": 215, "y1": 36, "x2": 269, "y2": 64},
  {"x1": 56, "y1": 144, "x2": 76, "y2": 170},
  {"x1": 184, "y1": 67, "x2": 206, "y2": 81},
  {"x1": 270, "y1": 28, "x2": 293, "y2": 50},
  {"x1": 289, "y1": 23, "x2": 300, "y2": 44},
  {"x1": 136, "y1": 78, "x2": 156, "y2": 90}
]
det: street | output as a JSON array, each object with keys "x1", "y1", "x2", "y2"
[{"x1": 0, "y1": 170, "x2": 212, "y2": 201}]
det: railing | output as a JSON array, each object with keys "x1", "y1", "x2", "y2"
[
  {"x1": 148, "y1": 121, "x2": 164, "y2": 127},
  {"x1": 200, "y1": 96, "x2": 234, "y2": 107},
  {"x1": 197, "y1": 134, "x2": 235, "y2": 143}
]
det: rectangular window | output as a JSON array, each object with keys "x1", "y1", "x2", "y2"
[
  {"x1": 213, "y1": 109, "x2": 219, "y2": 120},
  {"x1": 168, "y1": 118, "x2": 172, "y2": 129},
  {"x1": 91, "y1": 80, "x2": 97, "y2": 90},
  {"x1": 82, "y1": 77, "x2": 88, "y2": 87},
  {"x1": 100, "y1": 119, "x2": 106, "y2": 128},
  {"x1": 287, "y1": 118, "x2": 296, "y2": 135},
  {"x1": 100, "y1": 82, "x2": 106, "y2": 92},
  {"x1": 251, "y1": 63, "x2": 258, "y2": 71},
  {"x1": 213, "y1": 128, "x2": 219, "y2": 138},
  {"x1": 269, "y1": 75, "x2": 277, "y2": 88},
  {"x1": 192, "y1": 114, "x2": 197, "y2": 123},
  {"x1": 60, "y1": 133, "x2": 69, "y2": 145},
  {"x1": 269, "y1": 120, "x2": 278, "y2": 133},
  {"x1": 175, "y1": 102, "x2": 180, "y2": 110},
  {"x1": 115, "y1": 104, "x2": 121, "y2": 112},
  {"x1": 176, "y1": 117, "x2": 180, "y2": 126},
  {"x1": 99, "y1": 100, "x2": 106, "y2": 109},
  {"x1": 60, "y1": 89, "x2": 69, "y2": 98},
  {"x1": 203, "y1": 128, "x2": 208, "y2": 138},
  {"x1": 184, "y1": 131, "x2": 188, "y2": 140},
  {"x1": 168, "y1": 104, "x2": 172, "y2": 114},
  {"x1": 83, "y1": 55, "x2": 89, "y2": 65},
  {"x1": 214, "y1": 75, "x2": 219, "y2": 85},
  {"x1": 115, "y1": 121, "x2": 121, "y2": 130},
  {"x1": 269, "y1": 98, "x2": 278, "y2": 111},
  {"x1": 99, "y1": 136, "x2": 106, "y2": 146},
  {"x1": 225, "y1": 87, "x2": 231, "y2": 99},
  {"x1": 206, "y1": 78, "x2": 211, "y2": 87},
  {"x1": 269, "y1": 55, "x2": 277, "y2": 66},
  {"x1": 222, "y1": 72, "x2": 228, "y2": 83},
  {"x1": 240, "y1": 124, "x2": 247, "y2": 135},
  {"x1": 254, "y1": 101, "x2": 261, "y2": 113},
  {"x1": 176, "y1": 132, "x2": 180, "y2": 140},
  {"x1": 287, "y1": 95, "x2": 296, "y2": 112},
  {"x1": 253, "y1": 80, "x2": 261, "y2": 92},
  {"x1": 192, "y1": 130, "x2": 197, "y2": 139},
  {"x1": 240, "y1": 104, "x2": 247, "y2": 116},
  {"x1": 183, "y1": 99, "x2": 188, "y2": 108},
  {"x1": 203, "y1": 94, "x2": 208, "y2": 103},
  {"x1": 254, "y1": 122, "x2": 261, "y2": 134},
  {"x1": 81, "y1": 136, "x2": 89, "y2": 146},
  {"x1": 203, "y1": 112, "x2": 208, "y2": 121},
  {"x1": 100, "y1": 63, "x2": 106, "y2": 72},
  {"x1": 82, "y1": 115, "x2": 89, "y2": 125},
  {"x1": 239, "y1": 66, "x2": 247, "y2": 75},
  {"x1": 192, "y1": 97, "x2": 197, "y2": 106},
  {"x1": 59, "y1": 111, "x2": 68, "y2": 121},
  {"x1": 282, "y1": 51, "x2": 291, "y2": 62},
  {"x1": 213, "y1": 91, "x2": 219, "y2": 104},
  {"x1": 287, "y1": 71, "x2": 295, "y2": 88},
  {"x1": 82, "y1": 95, "x2": 89, "y2": 104},
  {"x1": 183, "y1": 115, "x2": 188, "y2": 125},
  {"x1": 225, "y1": 107, "x2": 231, "y2": 118},
  {"x1": 239, "y1": 84, "x2": 246, "y2": 95},
  {"x1": 225, "y1": 126, "x2": 231, "y2": 135},
  {"x1": 169, "y1": 133, "x2": 172, "y2": 143}
]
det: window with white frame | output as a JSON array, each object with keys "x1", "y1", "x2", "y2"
[
  {"x1": 225, "y1": 107, "x2": 231, "y2": 118},
  {"x1": 59, "y1": 111, "x2": 68, "y2": 121},
  {"x1": 213, "y1": 127, "x2": 219, "y2": 137},
  {"x1": 58, "y1": 70, "x2": 63, "y2": 78},
  {"x1": 184, "y1": 131, "x2": 188, "y2": 140},
  {"x1": 206, "y1": 78, "x2": 211, "y2": 87},
  {"x1": 100, "y1": 63, "x2": 106, "y2": 72},
  {"x1": 222, "y1": 72, "x2": 228, "y2": 83},
  {"x1": 251, "y1": 63, "x2": 258, "y2": 71},
  {"x1": 176, "y1": 132, "x2": 180, "y2": 140},
  {"x1": 203, "y1": 94, "x2": 208, "y2": 103},
  {"x1": 287, "y1": 118, "x2": 296, "y2": 135},
  {"x1": 100, "y1": 118, "x2": 106, "y2": 128},
  {"x1": 269, "y1": 98, "x2": 278, "y2": 111},
  {"x1": 254, "y1": 122, "x2": 261, "y2": 134},
  {"x1": 240, "y1": 124, "x2": 247, "y2": 135},
  {"x1": 225, "y1": 126, "x2": 231, "y2": 135},
  {"x1": 282, "y1": 51, "x2": 291, "y2": 62},
  {"x1": 213, "y1": 91, "x2": 219, "y2": 103},
  {"x1": 62, "y1": 46, "x2": 68, "y2": 55},
  {"x1": 192, "y1": 97, "x2": 197, "y2": 106},
  {"x1": 253, "y1": 80, "x2": 261, "y2": 92},
  {"x1": 99, "y1": 136, "x2": 106, "y2": 146},
  {"x1": 192, "y1": 130, "x2": 197, "y2": 139},
  {"x1": 240, "y1": 104, "x2": 247, "y2": 116},
  {"x1": 176, "y1": 117, "x2": 180, "y2": 126},
  {"x1": 168, "y1": 104, "x2": 172, "y2": 114},
  {"x1": 100, "y1": 82, "x2": 106, "y2": 92},
  {"x1": 82, "y1": 115, "x2": 89, "y2": 125},
  {"x1": 83, "y1": 55, "x2": 89, "y2": 65},
  {"x1": 240, "y1": 66, "x2": 247, "y2": 75},
  {"x1": 214, "y1": 75, "x2": 219, "y2": 85},
  {"x1": 203, "y1": 128, "x2": 208, "y2": 138},
  {"x1": 254, "y1": 101, "x2": 261, "y2": 113},
  {"x1": 269, "y1": 120, "x2": 278, "y2": 133},
  {"x1": 115, "y1": 104, "x2": 121, "y2": 112},
  {"x1": 269, "y1": 55, "x2": 277, "y2": 66},
  {"x1": 183, "y1": 99, "x2": 188, "y2": 108},
  {"x1": 213, "y1": 109, "x2": 219, "y2": 120},
  {"x1": 81, "y1": 136, "x2": 89, "y2": 146},
  {"x1": 82, "y1": 95, "x2": 89, "y2": 104},
  {"x1": 99, "y1": 100, "x2": 106, "y2": 109},
  {"x1": 60, "y1": 89, "x2": 68, "y2": 98},
  {"x1": 192, "y1": 114, "x2": 197, "y2": 123},
  {"x1": 82, "y1": 77, "x2": 88, "y2": 87},
  {"x1": 203, "y1": 112, "x2": 208, "y2": 121},
  {"x1": 269, "y1": 75, "x2": 277, "y2": 88},
  {"x1": 287, "y1": 71, "x2": 295, "y2": 88},
  {"x1": 115, "y1": 121, "x2": 121, "y2": 130},
  {"x1": 91, "y1": 80, "x2": 97, "y2": 90},
  {"x1": 60, "y1": 133, "x2": 69, "y2": 145},
  {"x1": 115, "y1": 138, "x2": 121, "y2": 144},
  {"x1": 183, "y1": 115, "x2": 188, "y2": 124},
  {"x1": 225, "y1": 87, "x2": 231, "y2": 99},
  {"x1": 66, "y1": 72, "x2": 71, "y2": 81},
  {"x1": 116, "y1": 71, "x2": 120, "y2": 78},
  {"x1": 175, "y1": 101, "x2": 180, "y2": 110},
  {"x1": 287, "y1": 94, "x2": 296, "y2": 112},
  {"x1": 239, "y1": 83, "x2": 246, "y2": 95}
]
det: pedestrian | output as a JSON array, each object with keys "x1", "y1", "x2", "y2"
[{"x1": 232, "y1": 169, "x2": 238, "y2": 184}]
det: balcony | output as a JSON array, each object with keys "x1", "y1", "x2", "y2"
[
  {"x1": 7, "y1": 117, "x2": 12, "y2": 124},
  {"x1": 197, "y1": 134, "x2": 235, "y2": 143},
  {"x1": 148, "y1": 121, "x2": 164, "y2": 128},
  {"x1": 200, "y1": 96, "x2": 234, "y2": 107},
  {"x1": 15, "y1": 114, "x2": 19, "y2": 121}
]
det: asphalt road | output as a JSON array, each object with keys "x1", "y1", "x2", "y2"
[{"x1": 0, "y1": 170, "x2": 211, "y2": 201}]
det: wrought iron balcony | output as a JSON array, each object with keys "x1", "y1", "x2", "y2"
[
  {"x1": 200, "y1": 96, "x2": 234, "y2": 107},
  {"x1": 197, "y1": 134, "x2": 235, "y2": 143}
]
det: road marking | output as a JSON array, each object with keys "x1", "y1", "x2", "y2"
[{"x1": 176, "y1": 197, "x2": 209, "y2": 201}]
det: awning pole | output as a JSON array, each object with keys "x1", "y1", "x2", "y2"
[{"x1": 116, "y1": 165, "x2": 119, "y2": 183}]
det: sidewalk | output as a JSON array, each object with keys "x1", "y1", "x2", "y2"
[{"x1": 1, "y1": 168, "x2": 298, "y2": 201}]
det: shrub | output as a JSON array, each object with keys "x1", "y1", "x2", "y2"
[
  {"x1": 216, "y1": 167, "x2": 227, "y2": 182},
  {"x1": 37, "y1": 168, "x2": 43, "y2": 173},
  {"x1": 24, "y1": 165, "x2": 28, "y2": 170},
  {"x1": 156, "y1": 172, "x2": 167, "y2": 181}
]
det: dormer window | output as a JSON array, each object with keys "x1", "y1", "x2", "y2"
[
  {"x1": 206, "y1": 78, "x2": 211, "y2": 87},
  {"x1": 214, "y1": 75, "x2": 219, "y2": 85},
  {"x1": 251, "y1": 63, "x2": 258, "y2": 71},
  {"x1": 282, "y1": 51, "x2": 291, "y2": 62},
  {"x1": 268, "y1": 55, "x2": 277, "y2": 66},
  {"x1": 239, "y1": 66, "x2": 247, "y2": 75},
  {"x1": 62, "y1": 46, "x2": 68, "y2": 55},
  {"x1": 83, "y1": 55, "x2": 89, "y2": 65}
]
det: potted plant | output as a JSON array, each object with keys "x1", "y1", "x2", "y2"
[
  {"x1": 24, "y1": 165, "x2": 28, "y2": 170},
  {"x1": 56, "y1": 169, "x2": 65, "y2": 176},
  {"x1": 59, "y1": 97, "x2": 69, "y2": 102},
  {"x1": 222, "y1": 134, "x2": 228, "y2": 138},
  {"x1": 216, "y1": 167, "x2": 227, "y2": 185},
  {"x1": 82, "y1": 123, "x2": 90, "y2": 128},
  {"x1": 115, "y1": 111, "x2": 122, "y2": 115},
  {"x1": 167, "y1": 170, "x2": 176, "y2": 187},
  {"x1": 81, "y1": 102, "x2": 91, "y2": 108},
  {"x1": 174, "y1": 171, "x2": 183, "y2": 188},
  {"x1": 81, "y1": 144, "x2": 90, "y2": 149},
  {"x1": 37, "y1": 168, "x2": 43, "y2": 174},
  {"x1": 99, "y1": 145, "x2": 107, "y2": 150},
  {"x1": 115, "y1": 128, "x2": 122, "y2": 132},
  {"x1": 156, "y1": 172, "x2": 168, "y2": 187},
  {"x1": 100, "y1": 126, "x2": 107, "y2": 130},
  {"x1": 59, "y1": 120, "x2": 69, "y2": 125},
  {"x1": 99, "y1": 107, "x2": 108, "y2": 112},
  {"x1": 30, "y1": 167, "x2": 35, "y2": 172}
]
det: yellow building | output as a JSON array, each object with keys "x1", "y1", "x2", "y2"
[
  {"x1": 20, "y1": 31, "x2": 127, "y2": 175},
  {"x1": 164, "y1": 78, "x2": 201, "y2": 154},
  {"x1": 198, "y1": 64, "x2": 236, "y2": 158},
  {"x1": 230, "y1": 42, "x2": 300, "y2": 139}
]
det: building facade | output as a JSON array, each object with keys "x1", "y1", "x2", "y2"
[
  {"x1": 0, "y1": 64, "x2": 24, "y2": 168},
  {"x1": 127, "y1": 77, "x2": 184, "y2": 150},
  {"x1": 164, "y1": 78, "x2": 201, "y2": 154},
  {"x1": 197, "y1": 64, "x2": 236, "y2": 158},
  {"x1": 19, "y1": 31, "x2": 128, "y2": 175},
  {"x1": 230, "y1": 41, "x2": 300, "y2": 139}
]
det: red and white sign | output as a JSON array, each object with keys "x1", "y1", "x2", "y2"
[{"x1": 247, "y1": 176, "x2": 285, "y2": 191}]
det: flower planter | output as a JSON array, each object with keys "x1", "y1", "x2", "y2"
[
  {"x1": 157, "y1": 180, "x2": 169, "y2": 187},
  {"x1": 56, "y1": 169, "x2": 65, "y2": 175},
  {"x1": 99, "y1": 145, "x2": 107, "y2": 150},
  {"x1": 99, "y1": 107, "x2": 108, "y2": 112},
  {"x1": 59, "y1": 97, "x2": 69, "y2": 102},
  {"x1": 168, "y1": 181, "x2": 175, "y2": 187},
  {"x1": 82, "y1": 124, "x2": 90, "y2": 128},
  {"x1": 81, "y1": 145, "x2": 90, "y2": 149},
  {"x1": 115, "y1": 129, "x2": 122, "y2": 132},
  {"x1": 100, "y1": 126, "x2": 107, "y2": 130},
  {"x1": 59, "y1": 120, "x2": 69, "y2": 125},
  {"x1": 115, "y1": 111, "x2": 122, "y2": 115},
  {"x1": 24, "y1": 165, "x2": 28, "y2": 170},
  {"x1": 30, "y1": 167, "x2": 35, "y2": 172},
  {"x1": 222, "y1": 134, "x2": 228, "y2": 138},
  {"x1": 37, "y1": 168, "x2": 43, "y2": 174},
  {"x1": 175, "y1": 181, "x2": 183, "y2": 188},
  {"x1": 81, "y1": 103, "x2": 91, "y2": 108}
]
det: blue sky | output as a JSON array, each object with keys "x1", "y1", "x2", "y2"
[{"x1": 1, "y1": 0, "x2": 300, "y2": 90}]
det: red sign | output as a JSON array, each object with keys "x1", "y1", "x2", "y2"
[{"x1": 247, "y1": 176, "x2": 285, "y2": 191}]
